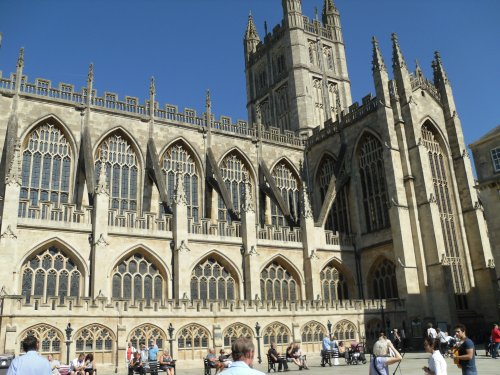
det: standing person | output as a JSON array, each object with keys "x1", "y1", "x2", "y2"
[
  {"x1": 452, "y1": 324, "x2": 477, "y2": 375},
  {"x1": 7, "y1": 335, "x2": 52, "y2": 375},
  {"x1": 126, "y1": 342, "x2": 137, "y2": 364},
  {"x1": 219, "y1": 337, "x2": 265, "y2": 375},
  {"x1": 422, "y1": 337, "x2": 447, "y2": 375},
  {"x1": 268, "y1": 342, "x2": 288, "y2": 372},
  {"x1": 83, "y1": 353, "x2": 96, "y2": 375},
  {"x1": 70, "y1": 353, "x2": 85, "y2": 375},
  {"x1": 436, "y1": 329, "x2": 448, "y2": 356},
  {"x1": 427, "y1": 323, "x2": 437, "y2": 339},
  {"x1": 491, "y1": 323, "x2": 500, "y2": 359},
  {"x1": 369, "y1": 337, "x2": 402, "y2": 375},
  {"x1": 392, "y1": 329, "x2": 402, "y2": 351},
  {"x1": 140, "y1": 344, "x2": 149, "y2": 363},
  {"x1": 47, "y1": 354, "x2": 61, "y2": 375},
  {"x1": 128, "y1": 351, "x2": 145, "y2": 375},
  {"x1": 320, "y1": 333, "x2": 333, "y2": 366}
]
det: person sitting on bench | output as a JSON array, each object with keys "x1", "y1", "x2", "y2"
[
  {"x1": 268, "y1": 342, "x2": 288, "y2": 372},
  {"x1": 128, "y1": 351, "x2": 145, "y2": 375}
]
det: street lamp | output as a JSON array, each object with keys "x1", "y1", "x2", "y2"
[
  {"x1": 255, "y1": 322, "x2": 262, "y2": 364},
  {"x1": 65, "y1": 323, "x2": 73, "y2": 365},
  {"x1": 240, "y1": 245, "x2": 246, "y2": 300},
  {"x1": 327, "y1": 320, "x2": 332, "y2": 335},
  {"x1": 168, "y1": 323, "x2": 174, "y2": 357}
]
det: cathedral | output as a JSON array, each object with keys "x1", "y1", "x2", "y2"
[{"x1": 0, "y1": 0, "x2": 497, "y2": 370}]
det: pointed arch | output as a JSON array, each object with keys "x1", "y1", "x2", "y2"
[
  {"x1": 419, "y1": 117, "x2": 452, "y2": 156},
  {"x1": 332, "y1": 319, "x2": 357, "y2": 341},
  {"x1": 217, "y1": 146, "x2": 257, "y2": 185},
  {"x1": 109, "y1": 245, "x2": 170, "y2": 300},
  {"x1": 176, "y1": 323, "x2": 211, "y2": 360},
  {"x1": 159, "y1": 136, "x2": 204, "y2": 178},
  {"x1": 159, "y1": 138, "x2": 203, "y2": 221},
  {"x1": 73, "y1": 323, "x2": 115, "y2": 363},
  {"x1": 189, "y1": 250, "x2": 241, "y2": 301},
  {"x1": 222, "y1": 323, "x2": 254, "y2": 347},
  {"x1": 301, "y1": 320, "x2": 327, "y2": 343},
  {"x1": 93, "y1": 126, "x2": 144, "y2": 165},
  {"x1": 19, "y1": 115, "x2": 76, "y2": 207},
  {"x1": 94, "y1": 127, "x2": 143, "y2": 212},
  {"x1": 320, "y1": 257, "x2": 355, "y2": 302},
  {"x1": 260, "y1": 255, "x2": 303, "y2": 301},
  {"x1": 262, "y1": 321, "x2": 292, "y2": 350},
  {"x1": 18, "y1": 324, "x2": 64, "y2": 355},
  {"x1": 367, "y1": 257, "x2": 399, "y2": 299},
  {"x1": 127, "y1": 323, "x2": 167, "y2": 350}
]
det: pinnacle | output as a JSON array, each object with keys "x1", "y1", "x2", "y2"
[
  {"x1": 150, "y1": 76, "x2": 155, "y2": 97},
  {"x1": 391, "y1": 32, "x2": 407, "y2": 70},
  {"x1": 245, "y1": 13, "x2": 260, "y2": 41},
  {"x1": 371, "y1": 36, "x2": 386, "y2": 73},
  {"x1": 17, "y1": 47, "x2": 24, "y2": 69}
]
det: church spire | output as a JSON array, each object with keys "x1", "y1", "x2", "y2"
[
  {"x1": 244, "y1": 12, "x2": 260, "y2": 62},
  {"x1": 372, "y1": 36, "x2": 386, "y2": 73},
  {"x1": 391, "y1": 33, "x2": 407, "y2": 70},
  {"x1": 432, "y1": 50, "x2": 449, "y2": 88}
]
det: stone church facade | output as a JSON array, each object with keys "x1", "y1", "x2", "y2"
[{"x1": 0, "y1": 0, "x2": 497, "y2": 370}]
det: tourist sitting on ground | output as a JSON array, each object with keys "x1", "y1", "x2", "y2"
[
  {"x1": 129, "y1": 351, "x2": 145, "y2": 375},
  {"x1": 48, "y1": 354, "x2": 61, "y2": 375},
  {"x1": 289, "y1": 342, "x2": 308, "y2": 370},
  {"x1": 423, "y1": 337, "x2": 447, "y2": 375},
  {"x1": 84, "y1": 353, "x2": 96, "y2": 375},
  {"x1": 268, "y1": 342, "x2": 288, "y2": 372},
  {"x1": 216, "y1": 348, "x2": 232, "y2": 373},
  {"x1": 158, "y1": 349, "x2": 175, "y2": 375},
  {"x1": 206, "y1": 348, "x2": 218, "y2": 368},
  {"x1": 70, "y1": 353, "x2": 86, "y2": 375},
  {"x1": 369, "y1": 337, "x2": 402, "y2": 375}
]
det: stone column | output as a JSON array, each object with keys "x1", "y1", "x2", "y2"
[{"x1": 117, "y1": 325, "x2": 127, "y2": 369}]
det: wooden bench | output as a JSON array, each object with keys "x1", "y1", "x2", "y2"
[
  {"x1": 130, "y1": 360, "x2": 176, "y2": 374},
  {"x1": 320, "y1": 349, "x2": 339, "y2": 366},
  {"x1": 266, "y1": 354, "x2": 276, "y2": 373}
]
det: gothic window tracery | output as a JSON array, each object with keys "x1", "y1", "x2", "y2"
[
  {"x1": 262, "y1": 322, "x2": 291, "y2": 347},
  {"x1": 275, "y1": 85, "x2": 290, "y2": 131},
  {"x1": 20, "y1": 122, "x2": 72, "y2": 207},
  {"x1": 19, "y1": 325, "x2": 62, "y2": 355},
  {"x1": 259, "y1": 99, "x2": 271, "y2": 127},
  {"x1": 317, "y1": 155, "x2": 350, "y2": 233},
  {"x1": 327, "y1": 82, "x2": 339, "y2": 119},
  {"x1": 320, "y1": 262, "x2": 349, "y2": 302},
  {"x1": 260, "y1": 261, "x2": 299, "y2": 301},
  {"x1": 270, "y1": 162, "x2": 300, "y2": 227},
  {"x1": 491, "y1": 146, "x2": 500, "y2": 172},
  {"x1": 301, "y1": 321, "x2": 326, "y2": 343},
  {"x1": 421, "y1": 124, "x2": 468, "y2": 296},
  {"x1": 218, "y1": 153, "x2": 252, "y2": 222},
  {"x1": 332, "y1": 320, "x2": 356, "y2": 341},
  {"x1": 358, "y1": 135, "x2": 389, "y2": 232},
  {"x1": 371, "y1": 259, "x2": 398, "y2": 299},
  {"x1": 177, "y1": 324, "x2": 210, "y2": 350},
  {"x1": 95, "y1": 133, "x2": 139, "y2": 213},
  {"x1": 308, "y1": 40, "x2": 316, "y2": 65},
  {"x1": 161, "y1": 142, "x2": 199, "y2": 222},
  {"x1": 190, "y1": 257, "x2": 236, "y2": 301},
  {"x1": 324, "y1": 47, "x2": 335, "y2": 71},
  {"x1": 74, "y1": 325, "x2": 114, "y2": 363},
  {"x1": 128, "y1": 324, "x2": 166, "y2": 349},
  {"x1": 312, "y1": 77, "x2": 325, "y2": 126},
  {"x1": 21, "y1": 246, "x2": 82, "y2": 300},
  {"x1": 111, "y1": 253, "x2": 165, "y2": 301},
  {"x1": 223, "y1": 323, "x2": 253, "y2": 347}
]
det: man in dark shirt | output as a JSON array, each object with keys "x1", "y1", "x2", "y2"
[
  {"x1": 453, "y1": 324, "x2": 477, "y2": 375},
  {"x1": 268, "y1": 342, "x2": 288, "y2": 372}
]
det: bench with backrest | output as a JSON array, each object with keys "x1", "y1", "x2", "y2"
[
  {"x1": 130, "y1": 360, "x2": 176, "y2": 374},
  {"x1": 266, "y1": 354, "x2": 276, "y2": 373},
  {"x1": 203, "y1": 358, "x2": 217, "y2": 375},
  {"x1": 320, "y1": 349, "x2": 339, "y2": 366}
]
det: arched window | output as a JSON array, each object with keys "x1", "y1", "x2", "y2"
[
  {"x1": 218, "y1": 153, "x2": 251, "y2": 222},
  {"x1": 223, "y1": 323, "x2": 253, "y2": 347},
  {"x1": 320, "y1": 262, "x2": 349, "y2": 302},
  {"x1": 20, "y1": 122, "x2": 72, "y2": 206},
  {"x1": 112, "y1": 253, "x2": 165, "y2": 301},
  {"x1": 21, "y1": 245, "x2": 82, "y2": 300},
  {"x1": 74, "y1": 325, "x2": 114, "y2": 363},
  {"x1": 270, "y1": 162, "x2": 300, "y2": 227},
  {"x1": 421, "y1": 124, "x2": 468, "y2": 296},
  {"x1": 332, "y1": 320, "x2": 357, "y2": 341},
  {"x1": 358, "y1": 135, "x2": 389, "y2": 232},
  {"x1": 161, "y1": 142, "x2": 200, "y2": 222},
  {"x1": 327, "y1": 82, "x2": 339, "y2": 119},
  {"x1": 262, "y1": 322, "x2": 291, "y2": 349},
  {"x1": 177, "y1": 324, "x2": 210, "y2": 355},
  {"x1": 19, "y1": 325, "x2": 62, "y2": 355},
  {"x1": 301, "y1": 321, "x2": 326, "y2": 343},
  {"x1": 312, "y1": 77, "x2": 324, "y2": 127},
  {"x1": 128, "y1": 324, "x2": 166, "y2": 350},
  {"x1": 190, "y1": 257, "x2": 236, "y2": 301},
  {"x1": 317, "y1": 155, "x2": 350, "y2": 233},
  {"x1": 260, "y1": 261, "x2": 299, "y2": 301},
  {"x1": 371, "y1": 259, "x2": 398, "y2": 299},
  {"x1": 95, "y1": 133, "x2": 139, "y2": 212}
]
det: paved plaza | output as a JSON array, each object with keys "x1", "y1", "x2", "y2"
[{"x1": 99, "y1": 352, "x2": 498, "y2": 375}]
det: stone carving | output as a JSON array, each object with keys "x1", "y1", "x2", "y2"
[
  {"x1": 428, "y1": 193, "x2": 437, "y2": 204},
  {"x1": 94, "y1": 234, "x2": 109, "y2": 247},
  {"x1": 300, "y1": 183, "x2": 314, "y2": 219},
  {"x1": 5, "y1": 139, "x2": 21, "y2": 186},
  {"x1": 487, "y1": 259, "x2": 495, "y2": 268},
  {"x1": 309, "y1": 249, "x2": 319, "y2": 260},
  {"x1": 0, "y1": 225, "x2": 17, "y2": 240},
  {"x1": 150, "y1": 76, "x2": 155, "y2": 97},
  {"x1": 173, "y1": 169, "x2": 187, "y2": 206},
  {"x1": 241, "y1": 178, "x2": 255, "y2": 213},
  {"x1": 176, "y1": 240, "x2": 191, "y2": 253},
  {"x1": 248, "y1": 245, "x2": 259, "y2": 256},
  {"x1": 95, "y1": 165, "x2": 109, "y2": 195}
]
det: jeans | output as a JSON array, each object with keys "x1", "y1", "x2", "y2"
[{"x1": 492, "y1": 342, "x2": 500, "y2": 358}]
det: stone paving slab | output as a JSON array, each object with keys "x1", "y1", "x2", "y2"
[{"x1": 102, "y1": 353, "x2": 498, "y2": 375}]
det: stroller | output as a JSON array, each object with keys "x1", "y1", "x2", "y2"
[{"x1": 346, "y1": 343, "x2": 367, "y2": 365}]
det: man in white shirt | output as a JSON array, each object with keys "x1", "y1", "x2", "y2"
[
  {"x1": 7, "y1": 336, "x2": 52, "y2": 375},
  {"x1": 47, "y1": 354, "x2": 61, "y2": 375},
  {"x1": 427, "y1": 323, "x2": 437, "y2": 339}
]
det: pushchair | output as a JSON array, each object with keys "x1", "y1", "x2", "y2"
[{"x1": 346, "y1": 343, "x2": 367, "y2": 365}]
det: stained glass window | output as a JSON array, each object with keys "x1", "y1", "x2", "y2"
[
  {"x1": 332, "y1": 320, "x2": 357, "y2": 341},
  {"x1": 128, "y1": 324, "x2": 165, "y2": 350},
  {"x1": 177, "y1": 324, "x2": 209, "y2": 350},
  {"x1": 260, "y1": 261, "x2": 299, "y2": 301},
  {"x1": 222, "y1": 324, "x2": 253, "y2": 347},
  {"x1": 371, "y1": 259, "x2": 398, "y2": 299},
  {"x1": 191, "y1": 258, "x2": 236, "y2": 301},
  {"x1": 270, "y1": 163, "x2": 300, "y2": 227},
  {"x1": 262, "y1": 322, "x2": 291, "y2": 348},
  {"x1": 301, "y1": 321, "x2": 326, "y2": 343},
  {"x1": 218, "y1": 153, "x2": 251, "y2": 222},
  {"x1": 74, "y1": 325, "x2": 114, "y2": 358},
  {"x1": 19, "y1": 325, "x2": 62, "y2": 355},
  {"x1": 320, "y1": 262, "x2": 349, "y2": 302}
]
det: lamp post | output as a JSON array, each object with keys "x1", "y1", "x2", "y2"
[
  {"x1": 255, "y1": 322, "x2": 261, "y2": 364},
  {"x1": 65, "y1": 323, "x2": 73, "y2": 365},
  {"x1": 168, "y1": 323, "x2": 174, "y2": 357},
  {"x1": 240, "y1": 245, "x2": 246, "y2": 300},
  {"x1": 327, "y1": 320, "x2": 332, "y2": 335}
]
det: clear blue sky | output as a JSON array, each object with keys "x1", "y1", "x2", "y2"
[{"x1": 0, "y1": 0, "x2": 499, "y2": 154}]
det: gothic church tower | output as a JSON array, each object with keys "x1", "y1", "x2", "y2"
[{"x1": 244, "y1": 0, "x2": 352, "y2": 134}]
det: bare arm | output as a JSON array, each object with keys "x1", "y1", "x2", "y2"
[{"x1": 385, "y1": 341, "x2": 402, "y2": 365}]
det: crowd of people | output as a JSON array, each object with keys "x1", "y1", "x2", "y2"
[{"x1": 126, "y1": 340, "x2": 174, "y2": 375}]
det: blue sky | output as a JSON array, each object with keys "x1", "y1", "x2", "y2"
[{"x1": 0, "y1": 0, "x2": 499, "y2": 153}]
